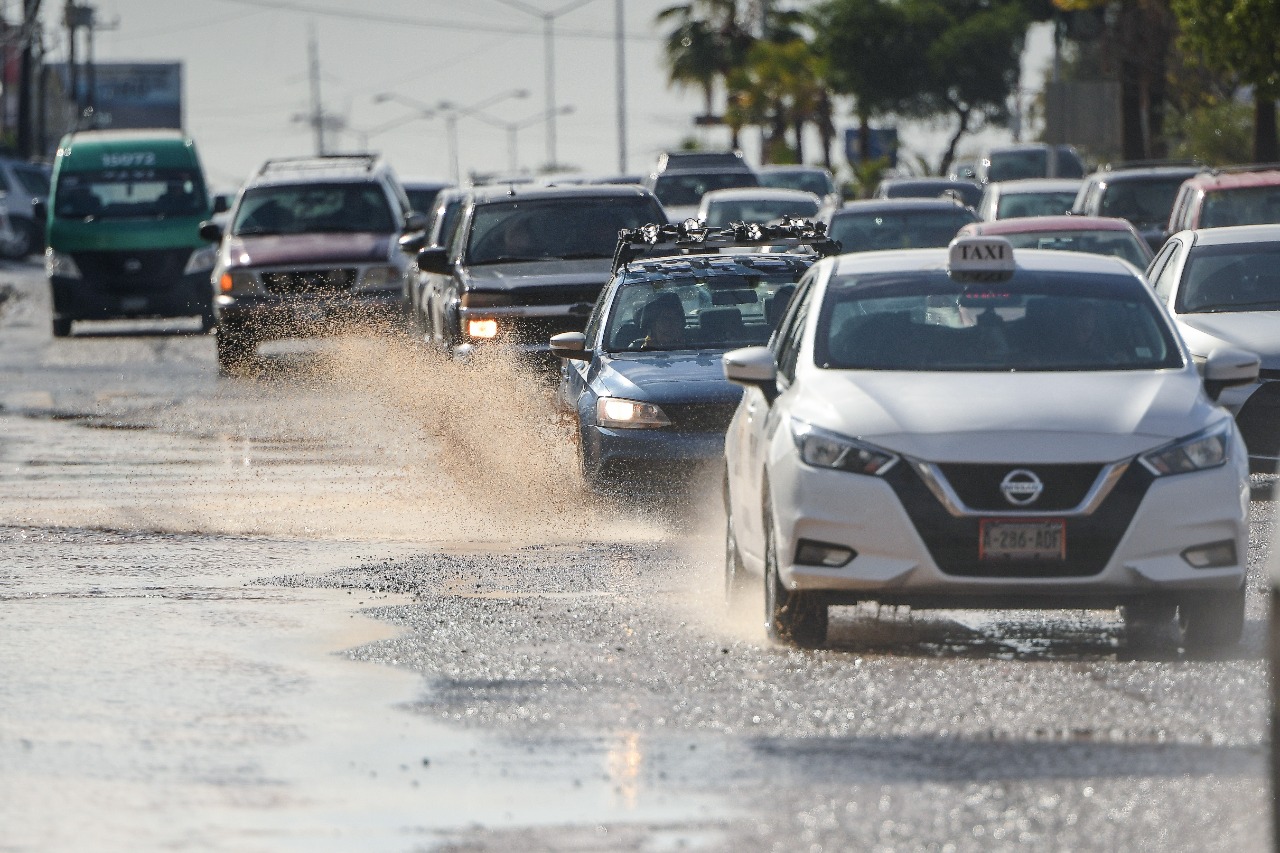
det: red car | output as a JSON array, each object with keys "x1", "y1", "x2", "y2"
[{"x1": 957, "y1": 215, "x2": 1153, "y2": 268}]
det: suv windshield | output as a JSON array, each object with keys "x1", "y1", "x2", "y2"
[
  {"x1": 653, "y1": 172, "x2": 759, "y2": 207},
  {"x1": 1177, "y1": 241, "x2": 1280, "y2": 313},
  {"x1": 232, "y1": 182, "x2": 394, "y2": 236},
  {"x1": 704, "y1": 196, "x2": 818, "y2": 227},
  {"x1": 1100, "y1": 178, "x2": 1187, "y2": 228},
  {"x1": 829, "y1": 208, "x2": 976, "y2": 253},
  {"x1": 605, "y1": 272, "x2": 800, "y2": 352},
  {"x1": 55, "y1": 168, "x2": 207, "y2": 219},
  {"x1": 815, "y1": 270, "x2": 1181, "y2": 372},
  {"x1": 466, "y1": 196, "x2": 659, "y2": 265},
  {"x1": 758, "y1": 170, "x2": 834, "y2": 197},
  {"x1": 1200, "y1": 186, "x2": 1280, "y2": 228}
]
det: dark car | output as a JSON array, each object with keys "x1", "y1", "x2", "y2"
[
  {"x1": 1072, "y1": 164, "x2": 1203, "y2": 251},
  {"x1": 548, "y1": 221, "x2": 836, "y2": 491},
  {"x1": 401, "y1": 178, "x2": 450, "y2": 219},
  {"x1": 201, "y1": 154, "x2": 425, "y2": 373},
  {"x1": 402, "y1": 186, "x2": 466, "y2": 332},
  {"x1": 647, "y1": 169, "x2": 761, "y2": 224},
  {"x1": 822, "y1": 198, "x2": 979, "y2": 253},
  {"x1": 413, "y1": 184, "x2": 667, "y2": 365},
  {"x1": 873, "y1": 177, "x2": 983, "y2": 209},
  {"x1": 976, "y1": 143, "x2": 1085, "y2": 183}
]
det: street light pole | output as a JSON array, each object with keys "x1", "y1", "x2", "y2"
[
  {"x1": 489, "y1": 0, "x2": 597, "y2": 171},
  {"x1": 375, "y1": 89, "x2": 528, "y2": 185},
  {"x1": 471, "y1": 105, "x2": 575, "y2": 174}
]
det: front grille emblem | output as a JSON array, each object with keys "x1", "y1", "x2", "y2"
[{"x1": 1000, "y1": 469, "x2": 1043, "y2": 506}]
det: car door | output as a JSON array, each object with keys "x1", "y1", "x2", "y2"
[{"x1": 560, "y1": 281, "x2": 612, "y2": 416}]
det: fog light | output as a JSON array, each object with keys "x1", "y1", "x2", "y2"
[
  {"x1": 795, "y1": 539, "x2": 856, "y2": 567},
  {"x1": 1181, "y1": 540, "x2": 1237, "y2": 569},
  {"x1": 468, "y1": 318, "x2": 499, "y2": 339}
]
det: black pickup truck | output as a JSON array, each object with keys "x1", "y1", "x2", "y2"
[{"x1": 410, "y1": 183, "x2": 666, "y2": 366}]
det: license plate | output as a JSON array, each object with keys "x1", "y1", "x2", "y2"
[{"x1": 980, "y1": 520, "x2": 1065, "y2": 560}]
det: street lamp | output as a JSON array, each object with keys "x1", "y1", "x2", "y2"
[
  {"x1": 373, "y1": 89, "x2": 529, "y2": 185},
  {"x1": 471, "y1": 105, "x2": 575, "y2": 174},
  {"x1": 488, "y1": 0, "x2": 598, "y2": 170}
]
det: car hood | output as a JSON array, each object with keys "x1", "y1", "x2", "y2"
[
  {"x1": 226, "y1": 232, "x2": 393, "y2": 268},
  {"x1": 792, "y1": 369, "x2": 1214, "y2": 463},
  {"x1": 463, "y1": 258, "x2": 612, "y2": 290},
  {"x1": 1177, "y1": 312, "x2": 1280, "y2": 366},
  {"x1": 597, "y1": 350, "x2": 744, "y2": 403}
]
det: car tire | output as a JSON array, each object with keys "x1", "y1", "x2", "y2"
[
  {"x1": 1121, "y1": 602, "x2": 1177, "y2": 649},
  {"x1": 51, "y1": 316, "x2": 72, "y2": 338},
  {"x1": 199, "y1": 300, "x2": 216, "y2": 334},
  {"x1": 1179, "y1": 585, "x2": 1246, "y2": 650},
  {"x1": 723, "y1": 498, "x2": 751, "y2": 613},
  {"x1": 763, "y1": 493, "x2": 827, "y2": 648},
  {"x1": 215, "y1": 326, "x2": 256, "y2": 375}
]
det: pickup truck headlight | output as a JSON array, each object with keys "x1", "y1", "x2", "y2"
[
  {"x1": 597, "y1": 397, "x2": 671, "y2": 429},
  {"x1": 357, "y1": 264, "x2": 401, "y2": 290},
  {"x1": 183, "y1": 244, "x2": 218, "y2": 274},
  {"x1": 1139, "y1": 421, "x2": 1231, "y2": 476},
  {"x1": 791, "y1": 419, "x2": 898, "y2": 475},
  {"x1": 46, "y1": 248, "x2": 81, "y2": 279}
]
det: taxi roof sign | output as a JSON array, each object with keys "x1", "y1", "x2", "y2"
[{"x1": 948, "y1": 236, "x2": 1015, "y2": 276}]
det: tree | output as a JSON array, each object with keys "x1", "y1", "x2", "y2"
[
  {"x1": 1173, "y1": 0, "x2": 1280, "y2": 162},
  {"x1": 656, "y1": 0, "x2": 758, "y2": 147},
  {"x1": 727, "y1": 38, "x2": 835, "y2": 167}
]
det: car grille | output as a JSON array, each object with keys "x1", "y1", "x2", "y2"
[
  {"x1": 506, "y1": 283, "x2": 603, "y2": 307},
  {"x1": 661, "y1": 402, "x2": 739, "y2": 432},
  {"x1": 72, "y1": 248, "x2": 192, "y2": 292},
  {"x1": 261, "y1": 268, "x2": 357, "y2": 295},
  {"x1": 934, "y1": 463, "x2": 1103, "y2": 512},
  {"x1": 1235, "y1": 381, "x2": 1280, "y2": 457}
]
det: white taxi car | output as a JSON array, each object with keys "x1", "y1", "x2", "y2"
[{"x1": 722, "y1": 236, "x2": 1259, "y2": 649}]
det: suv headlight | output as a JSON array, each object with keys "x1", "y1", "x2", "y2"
[
  {"x1": 791, "y1": 419, "x2": 899, "y2": 475},
  {"x1": 46, "y1": 248, "x2": 81, "y2": 279},
  {"x1": 1139, "y1": 421, "x2": 1231, "y2": 476},
  {"x1": 183, "y1": 244, "x2": 218, "y2": 274},
  {"x1": 358, "y1": 264, "x2": 401, "y2": 290},
  {"x1": 597, "y1": 397, "x2": 671, "y2": 429}
]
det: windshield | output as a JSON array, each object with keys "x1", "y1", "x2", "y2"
[
  {"x1": 999, "y1": 230, "x2": 1150, "y2": 267},
  {"x1": 604, "y1": 272, "x2": 801, "y2": 352},
  {"x1": 704, "y1": 196, "x2": 818, "y2": 227},
  {"x1": 1100, "y1": 177, "x2": 1187, "y2": 228},
  {"x1": 54, "y1": 168, "x2": 207, "y2": 219},
  {"x1": 757, "y1": 170, "x2": 834, "y2": 196},
  {"x1": 996, "y1": 191, "x2": 1078, "y2": 219},
  {"x1": 1177, "y1": 240, "x2": 1280, "y2": 313},
  {"x1": 405, "y1": 187, "x2": 443, "y2": 216},
  {"x1": 653, "y1": 171, "x2": 759, "y2": 207},
  {"x1": 1199, "y1": 185, "x2": 1280, "y2": 228},
  {"x1": 816, "y1": 270, "x2": 1181, "y2": 372},
  {"x1": 466, "y1": 196, "x2": 659, "y2": 265},
  {"x1": 232, "y1": 182, "x2": 394, "y2": 235},
  {"x1": 829, "y1": 209, "x2": 976, "y2": 253}
]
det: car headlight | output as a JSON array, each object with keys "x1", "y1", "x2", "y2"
[
  {"x1": 791, "y1": 419, "x2": 899, "y2": 475},
  {"x1": 183, "y1": 244, "x2": 218, "y2": 274},
  {"x1": 1139, "y1": 421, "x2": 1231, "y2": 476},
  {"x1": 597, "y1": 397, "x2": 671, "y2": 429},
  {"x1": 358, "y1": 264, "x2": 401, "y2": 290},
  {"x1": 46, "y1": 248, "x2": 80, "y2": 279},
  {"x1": 218, "y1": 270, "x2": 259, "y2": 294}
]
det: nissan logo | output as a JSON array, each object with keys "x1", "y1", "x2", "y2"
[{"x1": 1000, "y1": 469, "x2": 1043, "y2": 506}]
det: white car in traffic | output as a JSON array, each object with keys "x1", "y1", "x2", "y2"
[
  {"x1": 723, "y1": 236, "x2": 1258, "y2": 649},
  {"x1": 1146, "y1": 223, "x2": 1280, "y2": 472}
]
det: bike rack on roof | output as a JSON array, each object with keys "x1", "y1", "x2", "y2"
[{"x1": 612, "y1": 217, "x2": 841, "y2": 272}]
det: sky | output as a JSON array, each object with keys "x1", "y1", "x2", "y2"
[{"x1": 60, "y1": 0, "x2": 1052, "y2": 190}]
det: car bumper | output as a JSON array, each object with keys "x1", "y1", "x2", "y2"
[
  {"x1": 217, "y1": 289, "x2": 400, "y2": 338},
  {"x1": 583, "y1": 424, "x2": 726, "y2": 483},
  {"x1": 50, "y1": 271, "x2": 211, "y2": 321},
  {"x1": 768, "y1": 449, "x2": 1249, "y2": 609}
]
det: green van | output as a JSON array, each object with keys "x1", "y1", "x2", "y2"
[{"x1": 46, "y1": 129, "x2": 223, "y2": 336}]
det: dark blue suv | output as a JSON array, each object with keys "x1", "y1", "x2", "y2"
[{"x1": 550, "y1": 221, "x2": 837, "y2": 491}]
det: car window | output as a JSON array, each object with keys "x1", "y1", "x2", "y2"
[
  {"x1": 1150, "y1": 239, "x2": 1182, "y2": 302},
  {"x1": 999, "y1": 230, "x2": 1150, "y2": 267},
  {"x1": 704, "y1": 196, "x2": 819, "y2": 227},
  {"x1": 774, "y1": 276, "x2": 815, "y2": 382},
  {"x1": 1100, "y1": 178, "x2": 1188, "y2": 229},
  {"x1": 55, "y1": 167, "x2": 207, "y2": 219},
  {"x1": 814, "y1": 269, "x2": 1182, "y2": 372},
  {"x1": 1176, "y1": 240, "x2": 1280, "y2": 313},
  {"x1": 996, "y1": 191, "x2": 1077, "y2": 219},
  {"x1": 757, "y1": 170, "x2": 834, "y2": 196},
  {"x1": 828, "y1": 209, "x2": 977, "y2": 253},
  {"x1": 1199, "y1": 186, "x2": 1280, "y2": 228},
  {"x1": 466, "y1": 196, "x2": 661, "y2": 265},
  {"x1": 652, "y1": 172, "x2": 759, "y2": 207},
  {"x1": 986, "y1": 150, "x2": 1048, "y2": 182},
  {"x1": 13, "y1": 165, "x2": 50, "y2": 196},
  {"x1": 431, "y1": 198, "x2": 464, "y2": 248},
  {"x1": 231, "y1": 182, "x2": 394, "y2": 235},
  {"x1": 405, "y1": 187, "x2": 443, "y2": 216}
]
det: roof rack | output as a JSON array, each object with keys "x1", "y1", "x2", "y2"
[
  {"x1": 612, "y1": 217, "x2": 841, "y2": 272},
  {"x1": 1205, "y1": 162, "x2": 1280, "y2": 176},
  {"x1": 256, "y1": 153, "x2": 379, "y2": 177}
]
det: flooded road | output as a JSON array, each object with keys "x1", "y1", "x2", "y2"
[{"x1": 0, "y1": 260, "x2": 1269, "y2": 851}]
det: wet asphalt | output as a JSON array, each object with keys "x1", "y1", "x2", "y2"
[{"x1": 0, "y1": 260, "x2": 1271, "y2": 852}]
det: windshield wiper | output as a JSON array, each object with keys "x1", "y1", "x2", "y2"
[
  {"x1": 469, "y1": 255, "x2": 546, "y2": 265},
  {"x1": 557, "y1": 251, "x2": 611, "y2": 260}
]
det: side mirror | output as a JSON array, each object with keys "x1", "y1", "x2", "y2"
[
  {"x1": 550, "y1": 331, "x2": 592, "y2": 361},
  {"x1": 404, "y1": 212, "x2": 429, "y2": 233},
  {"x1": 212, "y1": 195, "x2": 230, "y2": 214},
  {"x1": 198, "y1": 220, "x2": 223, "y2": 243},
  {"x1": 416, "y1": 246, "x2": 452, "y2": 275},
  {"x1": 723, "y1": 346, "x2": 778, "y2": 402},
  {"x1": 1203, "y1": 347, "x2": 1260, "y2": 400},
  {"x1": 398, "y1": 231, "x2": 427, "y2": 254}
]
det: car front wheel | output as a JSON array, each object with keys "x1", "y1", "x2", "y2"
[
  {"x1": 1179, "y1": 585, "x2": 1245, "y2": 650},
  {"x1": 763, "y1": 494, "x2": 827, "y2": 648}
]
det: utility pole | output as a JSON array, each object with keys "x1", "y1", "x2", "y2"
[
  {"x1": 17, "y1": 0, "x2": 42, "y2": 157},
  {"x1": 615, "y1": 0, "x2": 626, "y2": 173},
  {"x1": 307, "y1": 25, "x2": 325, "y2": 154}
]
